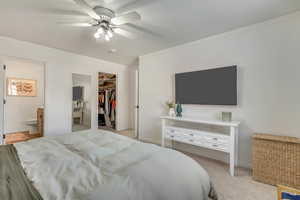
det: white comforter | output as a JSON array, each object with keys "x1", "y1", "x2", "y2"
[{"x1": 14, "y1": 130, "x2": 212, "y2": 200}]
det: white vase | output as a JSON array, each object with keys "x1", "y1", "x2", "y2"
[{"x1": 169, "y1": 108, "x2": 176, "y2": 117}]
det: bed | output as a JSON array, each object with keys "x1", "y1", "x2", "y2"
[{"x1": 1, "y1": 130, "x2": 217, "y2": 200}]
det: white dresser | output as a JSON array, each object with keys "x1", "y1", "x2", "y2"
[{"x1": 161, "y1": 116, "x2": 240, "y2": 176}]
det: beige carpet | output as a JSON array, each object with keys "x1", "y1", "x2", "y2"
[
  {"x1": 185, "y1": 153, "x2": 277, "y2": 200},
  {"x1": 116, "y1": 129, "x2": 136, "y2": 138},
  {"x1": 118, "y1": 136, "x2": 277, "y2": 199}
]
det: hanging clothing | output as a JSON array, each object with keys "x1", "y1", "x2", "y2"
[
  {"x1": 99, "y1": 107, "x2": 104, "y2": 114},
  {"x1": 105, "y1": 90, "x2": 109, "y2": 114},
  {"x1": 111, "y1": 100, "x2": 116, "y2": 109},
  {"x1": 104, "y1": 113, "x2": 112, "y2": 128},
  {"x1": 110, "y1": 91, "x2": 116, "y2": 122},
  {"x1": 99, "y1": 86, "x2": 116, "y2": 128},
  {"x1": 110, "y1": 99, "x2": 116, "y2": 122},
  {"x1": 98, "y1": 93, "x2": 105, "y2": 104}
]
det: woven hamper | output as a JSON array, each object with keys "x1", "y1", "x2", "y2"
[{"x1": 252, "y1": 134, "x2": 300, "y2": 189}]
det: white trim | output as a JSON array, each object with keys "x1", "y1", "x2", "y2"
[
  {"x1": 0, "y1": 62, "x2": 5, "y2": 144},
  {"x1": 134, "y1": 69, "x2": 139, "y2": 138}
]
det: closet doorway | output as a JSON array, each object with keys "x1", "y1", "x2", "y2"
[{"x1": 98, "y1": 72, "x2": 117, "y2": 130}]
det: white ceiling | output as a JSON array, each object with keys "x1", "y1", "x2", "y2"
[{"x1": 0, "y1": 0, "x2": 300, "y2": 65}]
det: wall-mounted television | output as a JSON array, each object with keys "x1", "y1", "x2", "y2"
[{"x1": 175, "y1": 66, "x2": 237, "y2": 105}]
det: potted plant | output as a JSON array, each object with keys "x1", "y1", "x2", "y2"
[{"x1": 166, "y1": 101, "x2": 176, "y2": 117}]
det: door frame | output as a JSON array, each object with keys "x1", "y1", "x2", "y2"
[
  {"x1": 0, "y1": 63, "x2": 5, "y2": 144},
  {"x1": 134, "y1": 69, "x2": 139, "y2": 139}
]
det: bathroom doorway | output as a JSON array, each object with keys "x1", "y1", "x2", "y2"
[{"x1": 0, "y1": 56, "x2": 45, "y2": 144}]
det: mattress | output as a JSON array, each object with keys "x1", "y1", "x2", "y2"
[{"x1": 14, "y1": 130, "x2": 216, "y2": 200}]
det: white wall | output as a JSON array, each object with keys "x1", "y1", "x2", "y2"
[
  {"x1": 139, "y1": 11, "x2": 300, "y2": 168},
  {"x1": 0, "y1": 36, "x2": 131, "y2": 136},
  {"x1": 2, "y1": 57, "x2": 44, "y2": 133}
]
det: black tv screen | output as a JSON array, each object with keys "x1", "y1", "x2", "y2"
[{"x1": 175, "y1": 66, "x2": 237, "y2": 105}]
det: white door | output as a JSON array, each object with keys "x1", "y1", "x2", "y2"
[
  {"x1": 0, "y1": 62, "x2": 5, "y2": 144},
  {"x1": 134, "y1": 70, "x2": 139, "y2": 138}
]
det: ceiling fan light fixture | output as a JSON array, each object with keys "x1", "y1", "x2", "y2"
[
  {"x1": 107, "y1": 29, "x2": 113, "y2": 38},
  {"x1": 97, "y1": 27, "x2": 104, "y2": 34},
  {"x1": 105, "y1": 34, "x2": 110, "y2": 41},
  {"x1": 69, "y1": 1, "x2": 142, "y2": 42},
  {"x1": 94, "y1": 32, "x2": 100, "y2": 39}
]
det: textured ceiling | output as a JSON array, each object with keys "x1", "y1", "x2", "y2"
[{"x1": 0, "y1": 0, "x2": 300, "y2": 65}]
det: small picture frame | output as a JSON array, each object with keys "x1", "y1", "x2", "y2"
[
  {"x1": 7, "y1": 78, "x2": 37, "y2": 97},
  {"x1": 277, "y1": 185, "x2": 300, "y2": 200},
  {"x1": 221, "y1": 112, "x2": 232, "y2": 122}
]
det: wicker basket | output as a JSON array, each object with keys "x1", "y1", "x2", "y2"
[{"x1": 252, "y1": 134, "x2": 300, "y2": 189}]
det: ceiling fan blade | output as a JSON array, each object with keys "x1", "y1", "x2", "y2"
[
  {"x1": 36, "y1": 8, "x2": 87, "y2": 17},
  {"x1": 123, "y1": 24, "x2": 162, "y2": 38},
  {"x1": 103, "y1": 0, "x2": 116, "y2": 4},
  {"x1": 111, "y1": 11, "x2": 141, "y2": 26},
  {"x1": 73, "y1": 0, "x2": 101, "y2": 20},
  {"x1": 58, "y1": 22, "x2": 93, "y2": 27},
  {"x1": 114, "y1": 28, "x2": 136, "y2": 39},
  {"x1": 117, "y1": 0, "x2": 159, "y2": 13}
]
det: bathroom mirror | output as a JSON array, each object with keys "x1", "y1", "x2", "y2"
[{"x1": 72, "y1": 73, "x2": 91, "y2": 132}]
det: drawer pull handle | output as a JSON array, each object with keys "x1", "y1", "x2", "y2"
[
  {"x1": 170, "y1": 135, "x2": 174, "y2": 138},
  {"x1": 213, "y1": 144, "x2": 218, "y2": 147},
  {"x1": 190, "y1": 134, "x2": 194, "y2": 136},
  {"x1": 213, "y1": 138, "x2": 218, "y2": 140}
]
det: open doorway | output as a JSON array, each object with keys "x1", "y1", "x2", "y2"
[
  {"x1": 98, "y1": 72, "x2": 117, "y2": 130},
  {"x1": 0, "y1": 56, "x2": 45, "y2": 144}
]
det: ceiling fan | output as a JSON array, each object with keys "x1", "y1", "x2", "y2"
[{"x1": 64, "y1": 0, "x2": 144, "y2": 41}]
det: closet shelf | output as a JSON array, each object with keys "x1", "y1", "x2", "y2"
[
  {"x1": 98, "y1": 78, "x2": 116, "y2": 81},
  {"x1": 99, "y1": 86, "x2": 116, "y2": 90}
]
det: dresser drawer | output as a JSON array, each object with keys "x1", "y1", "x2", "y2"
[
  {"x1": 203, "y1": 142, "x2": 229, "y2": 152},
  {"x1": 164, "y1": 126, "x2": 230, "y2": 152},
  {"x1": 165, "y1": 127, "x2": 183, "y2": 136},
  {"x1": 166, "y1": 132, "x2": 190, "y2": 141},
  {"x1": 202, "y1": 134, "x2": 229, "y2": 145},
  {"x1": 165, "y1": 127, "x2": 188, "y2": 136},
  {"x1": 181, "y1": 136, "x2": 202, "y2": 144},
  {"x1": 167, "y1": 134, "x2": 203, "y2": 146},
  {"x1": 186, "y1": 132, "x2": 202, "y2": 140}
]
